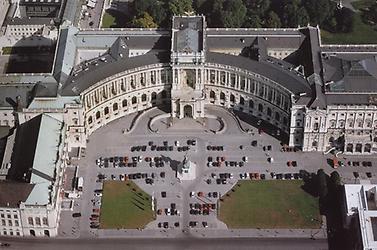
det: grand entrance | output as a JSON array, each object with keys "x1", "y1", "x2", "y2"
[{"x1": 183, "y1": 105, "x2": 193, "y2": 118}]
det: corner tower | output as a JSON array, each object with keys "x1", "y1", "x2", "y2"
[{"x1": 170, "y1": 16, "x2": 206, "y2": 119}]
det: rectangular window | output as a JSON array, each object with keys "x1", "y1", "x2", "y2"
[
  {"x1": 28, "y1": 217, "x2": 33, "y2": 226},
  {"x1": 35, "y1": 217, "x2": 41, "y2": 226},
  {"x1": 8, "y1": 220, "x2": 12, "y2": 226},
  {"x1": 14, "y1": 214, "x2": 18, "y2": 219},
  {"x1": 15, "y1": 220, "x2": 19, "y2": 226},
  {"x1": 1, "y1": 219, "x2": 5, "y2": 226},
  {"x1": 42, "y1": 217, "x2": 48, "y2": 226}
]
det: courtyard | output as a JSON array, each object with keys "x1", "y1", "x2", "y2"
[
  {"x1": 100, "y1": 180, "x2": 154, "y2": 229},
  {"x1": 218, "y1": 180, "x2": 321, "y2": 229}
]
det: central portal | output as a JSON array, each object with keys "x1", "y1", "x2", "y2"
[{"x1": 184, "y1": 105, "x2": 193, "y2": 118}]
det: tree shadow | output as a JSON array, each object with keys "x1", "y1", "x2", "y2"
[{"x1": 160, "y1": 154, "x2": 181, "y2": 172}]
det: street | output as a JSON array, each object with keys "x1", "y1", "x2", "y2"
[{"x1": 0, "y1": 237, "x2": 328, "y2": 250}]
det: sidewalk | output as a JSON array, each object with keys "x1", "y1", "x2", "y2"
[{"x1": 90, "y1": 227, "x2": 327, "y2": 239}]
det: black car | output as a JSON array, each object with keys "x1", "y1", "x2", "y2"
[
  {"x1": 72, "y1": 212, "x2": 81, "y2": 218},
  {"x1": 366, "y1": 172, "x2": 372, "y2": 178},
  {"x1": 90, "y1": 224, "x2": 99, "y2": 229},
  {"x1": 174, "y1": 222, "x2": 180, "y2": 227},
  {"x1": 216, "y1": 179, "x2": 221, "y2": 184},
  {"x1": 171, "y1": 203, "x2": 176, "y2": 210},
  {"x1": 160, "y1": 172, "x2": 166, "y2": 178},
  {"x1": 161, "y1": 191, "x2": 166, "y2": 198},
  {"x1": 163, "y1": 222, "x2": 169, "y2": 228},
  {"x1": 189, "y1": 221, "x2": 198, "y2": 227}
]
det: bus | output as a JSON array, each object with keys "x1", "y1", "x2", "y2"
[{"x1": 77, "y1": 177, "x2": 84, "y2": 192}]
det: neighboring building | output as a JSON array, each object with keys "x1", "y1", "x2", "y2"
[
  {"x1": 0, "y1": 114, "x2": 67, "y2": 237},
  {"x1": 344, "y1": 184, "x2": 377, "y2": 250}
]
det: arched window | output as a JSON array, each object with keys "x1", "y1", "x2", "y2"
[
  {"x1": 210, "y1": 91, "x2": 215, "y2": 99},
  {"x1": 161, "y1": 90, "x2": 167, "y2": 99},
  {"x1": 220, "y1": 92, "x2": 225, "y2": 101},
  {"x1": 275, "y1": 112, "x2": 280, "y2": 121},
  {"x1": 258, "y1": 104, "x2": 263, "y2": 112},
  {"x1": 151, "y1": 92, "x2": 157, "y2": 101},
  {"x1": 230, "y1": 94, "x2": 235, "y2": 103},
  {"x1": 141, "y1": 94, "x2": 147, "y2": 102},
  {"x1": 132, "y1": 96, "x2": 137, "y2": 104},
  {"x1": 96, "y1": 111, "x2": 100, "y2": 119},
  {"x1": 104, "y1": 107, "x2": 109, "y2": 115},
  {"x1": 267, "y1": 107, "x2": 272, "y2": 117},
  {"x1": 113, "y1": 103, "x2": 118, "y2": 111},
  {"x1": 330, "y1": 120, "x2": 336, "y2": 128},
  {"x1": 240, "y1": 96, "x2": 245, "y2": 106},
  {"x1": 249, "y1": 100, "x2": 254, "y2": 109},
  {"x1": 283, "y1": 117, "x2": 288, "y2": 125},
  {"x1": 88, "y1": 116, "x2": 93, "y2": 124},
  {"x1": 122, "y1": 99, "x2": 127, "y2": 107}
]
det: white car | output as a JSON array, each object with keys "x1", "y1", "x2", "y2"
[
  {"x1": 189, "y1": 191, "x2": 195, "y2": 197},
  {"x1": 242, "y1": 156, "x2": 248, "y2": 162},
  {"x1": 175, "y1": 141, "x2": 180, "y2": 146}
]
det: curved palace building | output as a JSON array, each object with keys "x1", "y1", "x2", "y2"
[{"x1": 0, "y1": 15, "x2": 377, "y2": 237}]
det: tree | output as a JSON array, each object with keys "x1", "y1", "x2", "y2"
[
  {"x1": 335, "y1": 7, "x2": 355, "y2": 33},
  {"x1": 265, "y1": 11, "x2": 281, "y2": 28},
  {"x1": 131, "y1": 12, "x2": 158, "y2": 28},
  {"x1": 149, "y1": 3, "x2": 167, "y2": 26},
  {"x1": 168, "y1": 0, "x2": 193, "y2": 15},
  {"x1": 330, "y1": 171, "x2": 341, "y2": 187},
  {"x1": 305, "y1": 0, "x2": 332, "y2": 25},
  {"x1": 317, "y1": 169, "x2": 328, "y2": 199},
  {"x1": 243, "y1": 14, "x2": 262, "y2": 28},
  {"x1": 296, "y1": 7, "x2": 310, "y2": 26},
  {"x1": 244, "y1": 0, "x2": 271, "y2": 15},
  {"x1": 221, "y1": 0, "x2": 247, "y2": 27},
  {"x1": 133, "y1": 0, "x2": 154, "y2": 15}
]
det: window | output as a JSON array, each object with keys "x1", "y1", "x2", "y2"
[
  {"x1": 8, "y1": 220, "x2": 12, "y2": 226},
  {"x1": 15, "y1": 220, "x2": 19, "y2": 226},
  {"x1": 141, "y1": 94, "x2": 147, "y2": 102},
  {"x1": 96, "y1": 111, "x2": 100, "y2": 119},
  {"x1": 275, "y1": 112, "x2": 280, "y2": 121},
  {"x1": 151, "y1": 92, "x2": 157, "y2": 101},
  {"x1": 210, "y1": 91, "x2": 215, "y2": 99},
  {"x1": 220, "y1": 92, "x2": 225, "y2": 101},
  {"x1": 0, "y1": 214, "x2": 3, "y2": 218},
  {"x1": 249, "y1": 100, "x2": 254, "y2": 109},
  {"x1": 258, "y1": 104, "x2": 263, "y2": 112},
  {"x1": 132, "y1": 96, "x2": 137, "y2": 104},
  {"x1": 42, "y1": 217, "x2": 48, "y2": 226},
  {"x1": 113, "y1": 103, "x2": 118, "y2": 111},
  {"x1": 88, "y1": 116, "x2": 93, "y2": 124},
  {"x1": 230, "y1": 94, "x2": 235, "y2": 103},
  {"x1": 313, "y1": 122, "x2": 319, "y2": 131},
  {"x1": 28, "y1": 217, "x2": 33, "y2": 226},
  {"x1": 267, "y1": 108, "x2": 272, "y2": 117},
  {"x1": 1, "y1": 219, "x2": 5, "y2": 226},
  {"x1": 104, "y1": 107, "x2": 109, "y2": 115},
  {"x1": 14, "y1": 214, "x2": 17, "y2": 219},
  {"x1": 35, "y1": 217, "x2": 41, "y2": 226},
  {"x1": 122, "y1": 99, "x2": 127, "y2": 107}
]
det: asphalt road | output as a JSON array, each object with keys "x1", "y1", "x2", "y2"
[{"x1": 1, "y1": 237, "x2": 328, "y2": 250}]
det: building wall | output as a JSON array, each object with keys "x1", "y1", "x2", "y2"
[
  {"x1": 0, "y1": 208, "x2": 23, "y2": 237},
  {"x1": 302, "y1": 105, "x2": 377, "y2": 154},
  {"x1": 0, "y1": 109, "x2": 15, "y2": 127}
]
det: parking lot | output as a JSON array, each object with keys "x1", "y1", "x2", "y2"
[{"x1": 58, "y1": 106, "x2": 377, "y2": 238}]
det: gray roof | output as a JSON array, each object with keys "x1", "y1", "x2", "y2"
[
  {"x1": 206, "y1": 52, "x2": 311, "y2": 95},
  {"x1": 4, "y1": 17, "x2": 54, "y2": 26},
  {"x1": 323, "y1": 54, "x2": 377, "y2": 92},
  {"x1": 326, "y1": 93, "x2": 377, "y2": 105},
  {"x1": 0, "y1": 84, "x2": 34, "y2": 108},
  {"x1": 60, "y1": 51, "x2": 170, "y2": 96}
]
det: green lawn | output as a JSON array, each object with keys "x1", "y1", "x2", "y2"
[
  {"x1": 219, "y1": 180, "x2": 321, "y2": 229},
  {"x1": 321, "y1": 9, "x2": 377, "y2": 44},
  {"x1": 100, "y1": 180, "x2": 154, "y2": 229},
  {"x1": 351, "y1": 0, "x2": 375, "y2": 10},
  {"x1": 101, "y1": 12, "x2": 116, "y2": 28},
  {"x1": 101, "y1": 10, "x2": 127, "y2": 28}
]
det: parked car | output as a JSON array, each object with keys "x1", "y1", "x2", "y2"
[{"x1": 72, "y1": 212, "x2": 81, "y2": 218}]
